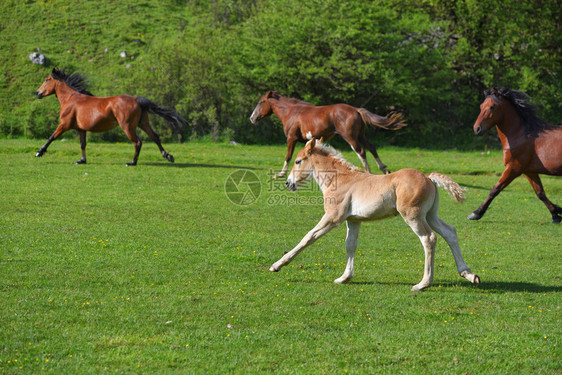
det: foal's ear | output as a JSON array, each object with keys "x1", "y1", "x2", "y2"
[
  {"x1": 318, "y1": 137, "x2": 324, "y2": 144},
  {"x1": 305, "y1": 138, "x2": 316, "y2": 155}
]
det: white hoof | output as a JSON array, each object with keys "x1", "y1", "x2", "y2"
[
  {"x1": 334, "y1": 277, "x2": 350, "y2": 284},
  {"x1": 269, "y1": 264, "x2": 280, "y2": 272},
  {"x1": 461, "y1": 270, "x2": 481, "y2": 284},
  {"x1": 411, "y1": 283, "x2": 430, "y2": 291}
]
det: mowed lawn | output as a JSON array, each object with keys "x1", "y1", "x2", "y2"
[{"x1": 0, "y1": 139, "x2": 560, "y2": 374}]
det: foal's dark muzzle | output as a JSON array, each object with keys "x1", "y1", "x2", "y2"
[
  {"x1": 286, "y1": 180, "x2": 296, "y2": 191},
  {"x1": 35, "y1": 91, "x2": 43, "y2": 99}
]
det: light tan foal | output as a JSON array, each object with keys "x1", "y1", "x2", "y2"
[{"x1": 271, "y1": 138, "x2": 480, "y2": 291}]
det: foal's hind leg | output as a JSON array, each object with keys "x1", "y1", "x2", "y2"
[
  {"x1": 525, "y1": 173, "x2": 562, "y2": 223},
  {"x1": 427, "y1": 213, "x2": 480, "y2": 285},
  {"x1": 139, "y1": 114, "x2": 174, "y2": 163}
]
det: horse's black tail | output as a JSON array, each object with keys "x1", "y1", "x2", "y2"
[{"x1": 136, "y1": 96, "x2": 187, "y2": 142}]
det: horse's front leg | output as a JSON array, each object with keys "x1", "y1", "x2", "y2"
[
  {"x1": 525, "y1": 173, "x2": 562, "y2": 223},
  {"x1": 270, "y1": 214, "x2": 338, "y2": 272},
  {"x1": 274, "y1": 137, "x2": 297, "y2": 179},
  {"x1": 468, "y1": 167, "x2": 520, "y2": 220},
  {"x1": 35, "y1": 123, "x2": 68, "y2": 157}
]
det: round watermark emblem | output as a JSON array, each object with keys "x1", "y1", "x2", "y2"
[{"x1": 225, "y1": 169, "x2": 261, "y2": 205}]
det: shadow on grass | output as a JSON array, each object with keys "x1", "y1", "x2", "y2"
[
  {"x1": 474, "y1": 281, "x2": 562, "y2": 293},
  {"x1": 143, "y1": 162, "x2": 257, "y2": 170},
  {"x1": 375, "y1": 280, "x2": 561, "y2": 293},
  {"x1": 288, "y1": 278, "x2": 561, "y2": 294}
]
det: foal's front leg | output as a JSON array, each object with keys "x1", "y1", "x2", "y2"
[
  {"x1": 270, "y1": 214, "x2": 337, "y2": 272},
  {"x1": 334, "y1": 221, "x2": 361, "y2": 284}
]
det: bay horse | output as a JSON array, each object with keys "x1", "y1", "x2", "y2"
[
  {"x1": 469, "y1": 87, "x2": 562, "y2": 223},
  {"x1": 270, "y1": 138, "x2": 480, "y2": 291},
  {"x1": 34, "y1": 68, "x2": 186, "y2": 166},
  {"x1": 250, "y1": 90, "x2": 406, "y2": 178}
]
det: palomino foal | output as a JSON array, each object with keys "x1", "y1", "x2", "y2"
[{"x1": 271, "y1": 139, "x2": 480, "y2": 291}]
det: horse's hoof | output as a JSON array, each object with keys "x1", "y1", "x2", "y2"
[
  {"x1": 467, "y1": 212, "x2": 482, "y2": 220},
  {"x1": 75, "y1": 159, "x2": 86, "y2": 165},
  {"x1": 473, "y1": 275, "x2": 481, "y2": 284},
  {"x1": 35, "y1": 151, "x2": 43, "y2": 157},
  {"x1": 166, "y1": 154, "x2": 175, "y2": 163},
  {"x1": 125, "y1": 162, "x2": 137, "y2": 167},
  {"x1": 552, "y1": 215, "x2": 561, "y2": 224},
  {"x1": 269, "y1": 265, "x2": 280, "y2": 272}
]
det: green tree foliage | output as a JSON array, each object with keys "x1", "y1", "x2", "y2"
[{"x1": 0, "y1": 0, "x2": 559, "y2": 148}]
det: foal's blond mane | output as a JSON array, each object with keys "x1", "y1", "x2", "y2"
[{"x1": 314, "y1": 143, "x2": 361, "y2": 172}]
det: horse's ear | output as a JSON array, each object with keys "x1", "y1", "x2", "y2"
[
  {"x1": 318, "y1": 137, "x2": 324, "y2": 144},
  {"x1": 51, "y1": 67, "x2": 61, "y2": 78},
  {"x1": 269, "y1": 90, "x2": 280, "y2": 100}
]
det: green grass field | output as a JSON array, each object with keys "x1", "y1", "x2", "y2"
[{"x1": 0, "y1": 139, "x2": 560, "y2": 374}]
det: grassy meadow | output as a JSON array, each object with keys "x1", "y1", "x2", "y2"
[{"x1": 0, "y1": 139, "x2": 560, "y2": 374}]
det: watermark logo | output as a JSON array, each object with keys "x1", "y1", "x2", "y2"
[
  {"x1": 224, "y1": 169, "x2": 261, "y2": 205},
  {"x1": 225, "y1": 169, "x2": 338, "y2": 206}
]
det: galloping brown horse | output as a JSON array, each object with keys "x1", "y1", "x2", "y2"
[
  {"x1": 250, "y1": 90, "x2": 406, "y2": 178},
  {"x1": 35, "y1": 68, "x2": 186, "y2": 166},
  {"x1": 469, "y1": 87, "x2": 562, "y2": 223}
]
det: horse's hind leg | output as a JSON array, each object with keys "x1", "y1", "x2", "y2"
[
  {"x1": 75, "y1": 130, "x2": 87, "y2": 164},
  {"x1": 121, "y1": 125, "x2": 142, "y2": 166},
  {"x1": 360, "y1": 135, "x2": 389, "y2": 174},
  {"x1": 427, "y1": 210, "x2": 480, "y2": 285},
  {"x1": 525, "y1": 173, "x2": 562, "y2": 223},
  {"x1": 341, "y1": 135, "x2": 372, "y2": 173},
  {"x1": 139, "y1": 114, "x2": 174, "y2": 163}
]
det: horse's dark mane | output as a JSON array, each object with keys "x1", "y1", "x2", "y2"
[
  {"x1": 51, "y1": 68, "x2": 94, "y2": 96},
  {"x1": 485, "y1": 87, "x2": 548, "y2": 136},
  {"x1": 281, "y1": 96, "x2": 314, "y2": 106}
]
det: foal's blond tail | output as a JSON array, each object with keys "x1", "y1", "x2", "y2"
[{"x1": 428, "y1": 172, "x2": 466, "y2": 203}]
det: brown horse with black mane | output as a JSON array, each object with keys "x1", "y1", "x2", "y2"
[
  {"x1": 250, "y1": 90, "x2": 406, "y2": 178},
  {"x1": 35, "y1": 68, "x2": 186, "y2": 166},
  {"x1": 469, "y1": 87, "x2": 562, "y2": 223}
]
